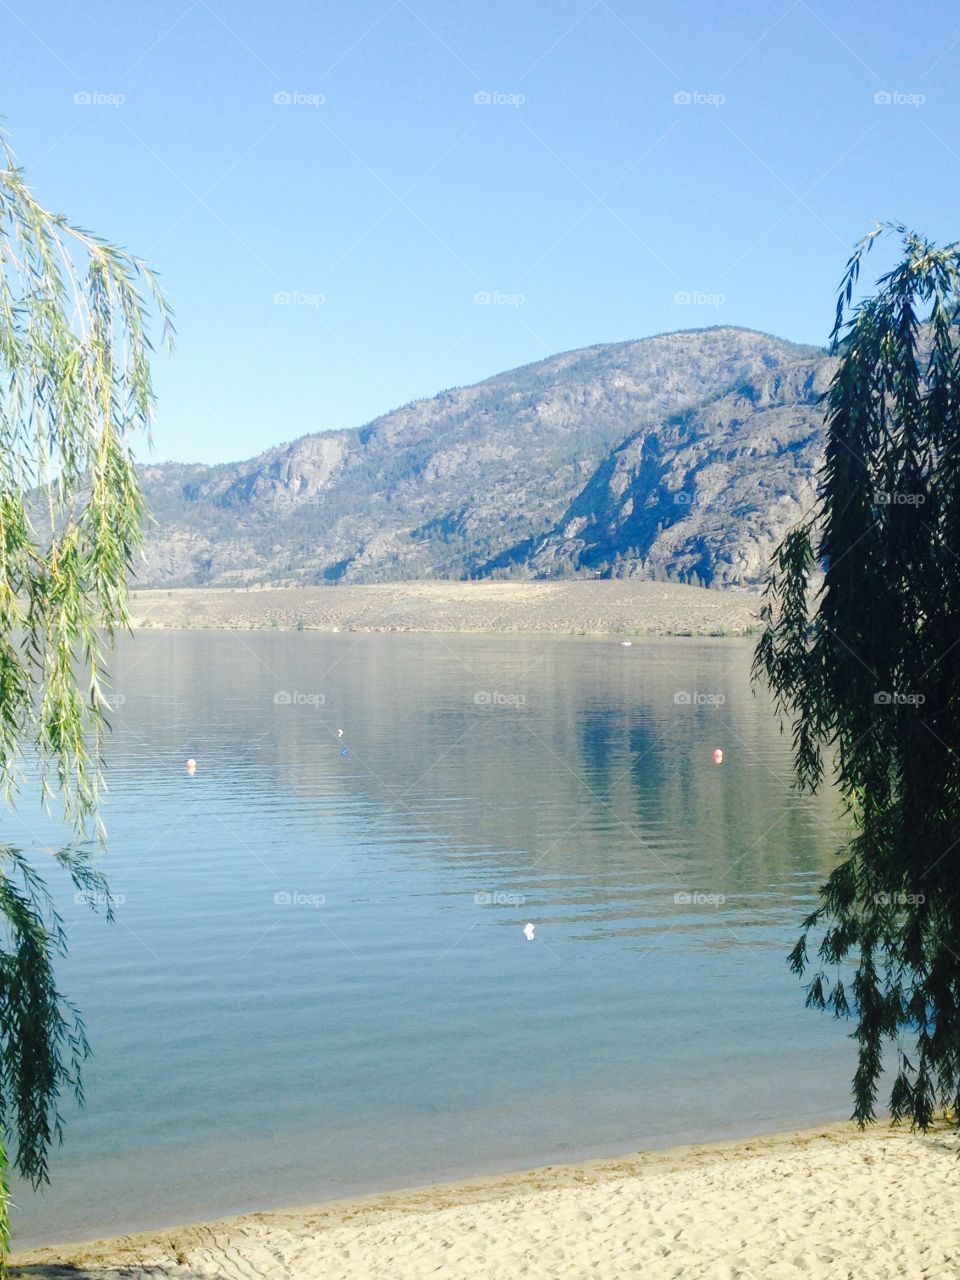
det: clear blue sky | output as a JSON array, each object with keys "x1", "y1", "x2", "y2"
[{"x1": 5, "y1": 0, "x2": 959, "y2": 463}]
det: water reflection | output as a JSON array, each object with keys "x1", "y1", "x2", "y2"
[{"x1": 11, "y1": 632, "x2": 848, "y2": 1249}]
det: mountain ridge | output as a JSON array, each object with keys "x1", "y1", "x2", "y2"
[{"x1": 138, "y1": 326, "x2": 831, "y2": 589}]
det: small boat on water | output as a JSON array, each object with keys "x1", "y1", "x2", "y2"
[{"x1": 620, "y1": 640, "x2": 632, "y2": 647}]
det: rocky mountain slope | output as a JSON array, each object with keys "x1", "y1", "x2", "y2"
[
  {"x1": 138, "y1": 327, "x2": 830, "y2": 589},
  {"x1": 523, "y1": 355, "x2": 833, "y2": 586}
]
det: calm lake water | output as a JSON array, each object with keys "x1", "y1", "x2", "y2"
[{"x1": 10, "y1": 631, "x2": 853, "y2": 1248}]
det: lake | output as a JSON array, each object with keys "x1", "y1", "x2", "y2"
[{"x1": 10, "y1": 631, "x2": 852, "y2": 1248}]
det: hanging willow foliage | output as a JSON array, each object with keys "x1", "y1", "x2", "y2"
[
  {"x1": 0, "y1": 134, "x2": 171, "y2": 1268},
  {"x1": 755, "y1": 224, "x2": 960, "y2": 1130}
]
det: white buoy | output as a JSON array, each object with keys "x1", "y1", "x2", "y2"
[
  {"x1": 523, "y1": 922, "x2": 536, "y2": 941},
  {"x1": 185, "y1": 758, "x2": 197, "y2": 774}
]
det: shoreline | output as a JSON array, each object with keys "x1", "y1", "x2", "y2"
[
  {"x1": 14, "y1": 1118, "x2": 959, "y2": 1278},
  {"x1": 127, "y1": 579, "x2": 765, "y2": 637}
]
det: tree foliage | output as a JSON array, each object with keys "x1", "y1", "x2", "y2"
[
  {"x1": 755, "y1": 225, "x2": 960, "y2": 1129},
  {"x1": 0, "y1": 134, "x2": 170, "y2": 1266}
]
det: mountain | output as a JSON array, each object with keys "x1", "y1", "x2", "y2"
[
  {"x1": 524, "y1": 354, "x2": 833, "y2": 587},
  {"x1": 137, "y1": 327, "x2": 831, "y2": 589}
]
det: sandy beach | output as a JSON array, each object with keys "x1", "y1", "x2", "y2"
[{"x1": 13, "y1": 1121, "x2": 959, "y2": 1279}]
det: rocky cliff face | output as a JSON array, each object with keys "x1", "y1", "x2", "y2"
[
  {"x1": 524, "y1": 357, "x2": 834, "y2": 586},
  {"x1": 137, "y1": 327, "x2": 830, "y2": 589}
]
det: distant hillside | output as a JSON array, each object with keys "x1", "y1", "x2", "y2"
[{"x1": 138, "y1": 327, "x2": 830, "y2": 588}]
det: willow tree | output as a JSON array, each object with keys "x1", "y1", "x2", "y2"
[
  {"x1": 755, "y1": 225, "x2": 960, "y2": 1130},
  {"x1": 0, "y1": 136, "x2": 171, "y2": 1267}
]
